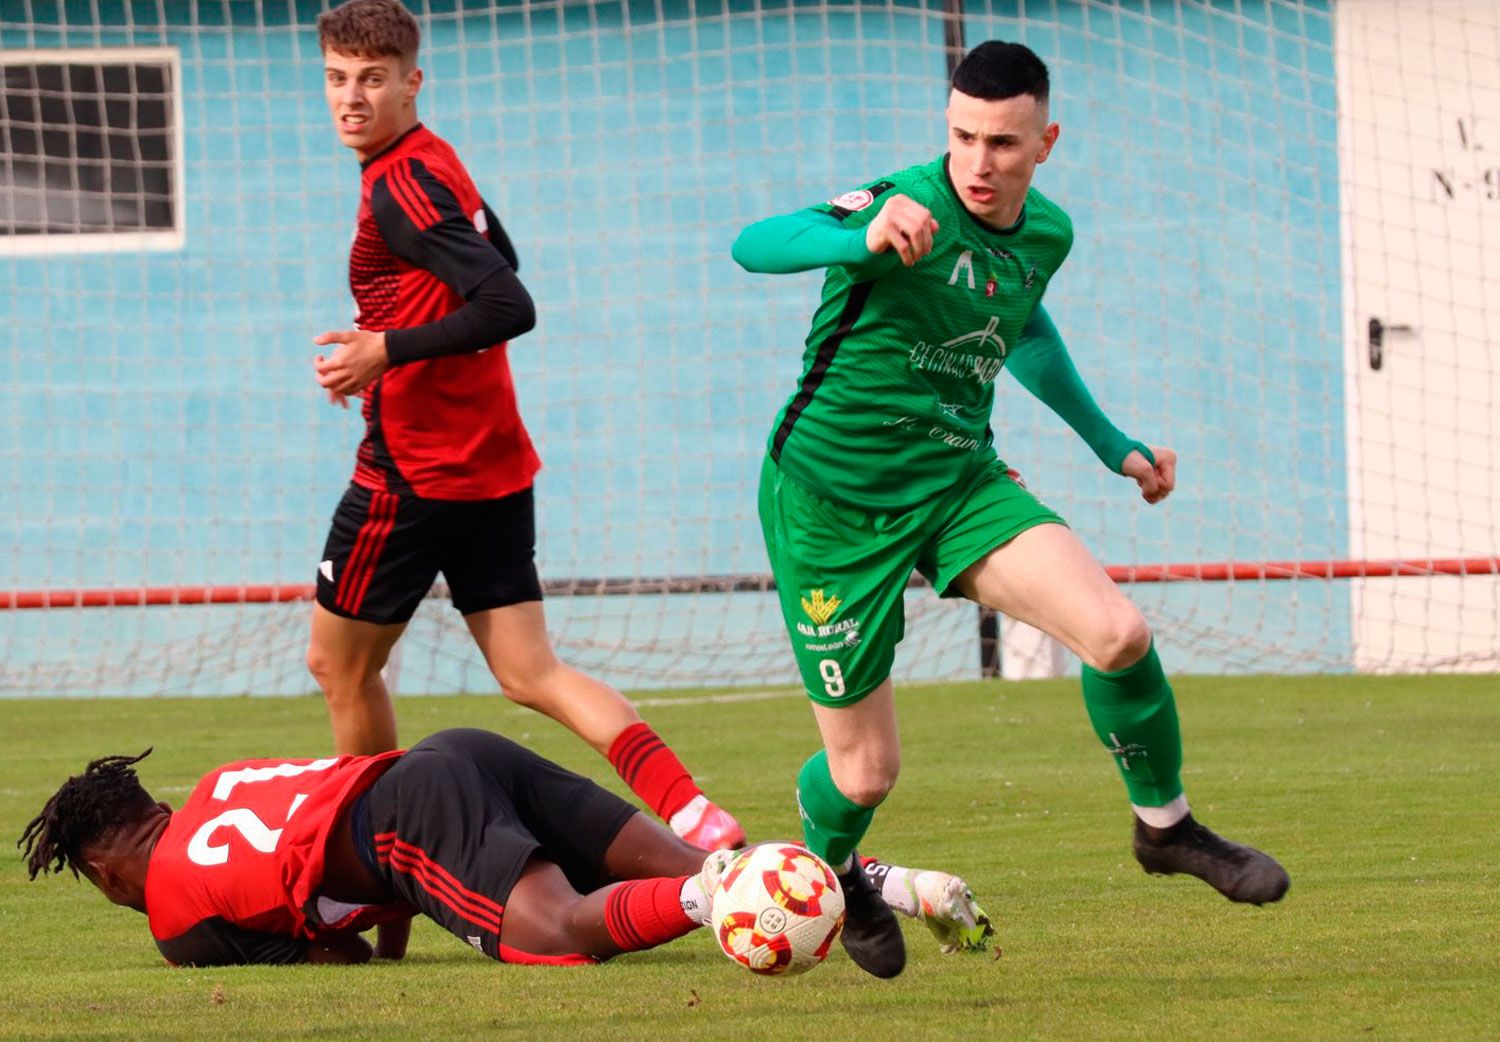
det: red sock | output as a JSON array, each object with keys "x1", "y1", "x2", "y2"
[
  {"x1": 603, "y1": 878, "x2": 697, "y2": 953},
  {"x1": 606, "y1": 722, "x2": 702, "y2": 821}
]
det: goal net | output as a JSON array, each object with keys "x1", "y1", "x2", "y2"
[{"x1": 3, "y1": 0, "x2": 1496, "y2": 696}]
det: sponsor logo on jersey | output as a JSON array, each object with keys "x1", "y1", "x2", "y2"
[
  {"x1": 828, "y1": 188, "x2": 875, "y2": 212},
  {"x1": 948, "y1": 250, "x2": 976, "y2": 289},
  {"x1": 797, "y1": 590, "x2": 861, "y2": 643},
  {"x1": 909, "y1": 317, "x2": 1008, "y2": 385},
  {"x1": 803, "y1": 630, "x2": 861, "y2": 652},
  {"x1": 943, "y1": 315, "x2": 1006, "y2": 357},
  {"x1": 951, "y1": 250, "x2": 1026, "y2": 296},
  {"x1": 927, "y1": 425, "x2": 982, "y2": 451},
  {"x1": 319, "y1": 560, "x2": 335, "y2": 582},
  {"x1": 800, "y1": 589, "x2": 842, "y2": 626},
  {"x1": 955, "y1": 246, "x2": 1042, "y2": 294}
]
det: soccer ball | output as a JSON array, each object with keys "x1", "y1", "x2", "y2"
[{"x1": 709, "y1": 842, "x2": 845, "y2": 977}]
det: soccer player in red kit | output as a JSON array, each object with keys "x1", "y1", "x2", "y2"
[
  {"x1": 302, "y1": 0, "x2": 743, "y2": 937},
  {"x1": 19, "y1": 733, "x2": 991, "y2": 968}
]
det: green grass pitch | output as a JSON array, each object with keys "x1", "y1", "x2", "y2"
[{"x1": 2, "y1": 674, "x2": 1495, "y2": 1041}]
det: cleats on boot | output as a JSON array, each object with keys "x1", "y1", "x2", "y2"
[
  {"x1": 837, "y1": 853, "x2": 906, "y2": 978},
  {"x1": 677, "y1": 801, "x2": 747, "y2": 851},
  {"x1": 910, "y1": 872, "x2": 995, "y2": 953},
  {"x1": 697, "y1": 848, "x2": 739, "y2": 903},
  {"x1": 1133, "y1": 814, "x2": 1290, "y2": 905}
]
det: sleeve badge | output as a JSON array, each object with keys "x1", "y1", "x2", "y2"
[{"x1": 828, "y1": 188, "x2": 875, "y2": 212}]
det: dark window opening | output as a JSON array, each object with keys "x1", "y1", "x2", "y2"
[{"x1": 1, "y1": 57, "x2": 178, "y2": 237}]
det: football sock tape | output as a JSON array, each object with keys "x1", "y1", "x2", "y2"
[{"x1": 1081, "y1": 641, "x2": 1186, "y2": 808}]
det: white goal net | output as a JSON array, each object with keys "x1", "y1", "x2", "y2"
[{"x1": 2, "y1": 0, "x2": 1496, "y2": 696}]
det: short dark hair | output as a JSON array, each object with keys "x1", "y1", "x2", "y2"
[
  {"x1": 951, "y1": 40, "x2": 1050, "y2": 104},
  {"x1": 318, "y1": 0, "x2": 421, "y2": 65},
  {"x1": 18, "y1": 750, "x2": 157, "y2": 880}
]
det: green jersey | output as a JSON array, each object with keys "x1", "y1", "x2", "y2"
[{"x1": 740, "y1": 154, "x2": 1135, "y2": 510}]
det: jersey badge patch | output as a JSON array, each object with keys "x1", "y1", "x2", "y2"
[{"x1": 828, "y1": 189, "x2": 874, "y2": 212}]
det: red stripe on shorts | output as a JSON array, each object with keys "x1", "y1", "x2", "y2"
[
  {"x1": 375, "y1": 833, "x2": 506, "y2": 934},
  {"x1": 336, "y1": 490, "x2": 398, "y2": 615}
]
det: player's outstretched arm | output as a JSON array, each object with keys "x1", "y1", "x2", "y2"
[
  {"x1": 732, "y1": 194, "x2": 938, "y2": 274},
  {"x1": 731, "y1": 208, "x2": 875, "y2": 274},
  {"x1": 1007, "y1": 305, "x2": 1152, "y2": 476}
]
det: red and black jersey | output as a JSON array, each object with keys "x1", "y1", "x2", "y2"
[
  {"x1": 349, "y1": 123, "x2": 540, "y2": 500},
  {"x1": 145, "y1": 751, "x2": 406, "y2": 966}
]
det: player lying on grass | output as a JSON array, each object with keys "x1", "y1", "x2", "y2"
[{"x1": 19, "y1": 729, "x2": 991, "y2": 967}]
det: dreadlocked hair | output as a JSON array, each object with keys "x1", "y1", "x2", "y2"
[{"x1": 18, "y1": 749, "x2": 157, "y2": 881}]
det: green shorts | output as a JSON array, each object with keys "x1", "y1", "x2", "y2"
[{"x1": 758, "y1": 455, "x2": 1066, "y2": 707}]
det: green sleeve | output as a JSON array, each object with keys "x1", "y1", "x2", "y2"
[
  {"x1": 731, "y1": 208, "x2": 875, "y2": 274},
  {"x1": 1006, "y1": 305, "x2": 1150, "y2": 474}
]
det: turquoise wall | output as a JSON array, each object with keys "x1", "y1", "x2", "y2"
[{"x1": 1, "y1": 0, "x2": 1346, "y2": 693}]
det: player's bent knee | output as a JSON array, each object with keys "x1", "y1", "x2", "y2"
[
  {"x1": 837, "y1": 765, "x2": 900, "y2": 809},
  {"x1": 305, "y1": 642, "x2": 343, "y2": 691},
  {"x1": 488, "y1": 656, "x2": 567, "y2": 710},
  {"x1": 842, "y1": 779, "x2": 896, "y2": 808},
  {"x1": 1090, "y1": 610, "x2": 1153, "y2": 672},
  {"x1": 306, "y1": 642, "x2": 383, "y2": 694},
  {"x1": 496, "y1": 677, "x2": 551, "y2": 711}
]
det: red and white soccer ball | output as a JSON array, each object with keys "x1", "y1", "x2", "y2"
[{"x1": 710, "y1": 842, "x2": 845, "y2": 977}]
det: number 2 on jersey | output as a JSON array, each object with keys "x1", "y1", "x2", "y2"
[{"x1": 186, "y1": 759, "x2": 338, "y2": 867}]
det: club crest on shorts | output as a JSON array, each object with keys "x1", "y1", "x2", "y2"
[{"x1": 800, "y1": 589, "x2": 842, "y2": 625}]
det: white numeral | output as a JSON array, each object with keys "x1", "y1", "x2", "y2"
[
  {"x1": 187, "y1": 759, "x2": 337, "y2": 867},
  {"x1": 211, "y1": 758, "x2": 338, "y2": 801},
  {"x1": 818, "y1": 659, "x2": 846, "y2": 698},
  {"x1": 188, "y1": 808, "x2": 283, "y2": 867}
]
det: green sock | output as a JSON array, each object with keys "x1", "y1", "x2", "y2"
[
  {"x1": 796, "y1": 750, "x2": 878, "y2": 869},
  {"x1": 1080, "y1": 642, "x2": 1184, "y2": 807}
]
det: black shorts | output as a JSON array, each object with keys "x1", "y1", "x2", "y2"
[
  {"x1": 358, "y1": 729, "x2": 639, "y2": 962},
  {"x1": 315, "y1": 483, "x2": 543, "y2": 624}
]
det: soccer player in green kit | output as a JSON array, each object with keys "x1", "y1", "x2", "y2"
[{"x1": 733, "y1": 41, "x2": 1290, "y2": 979}]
